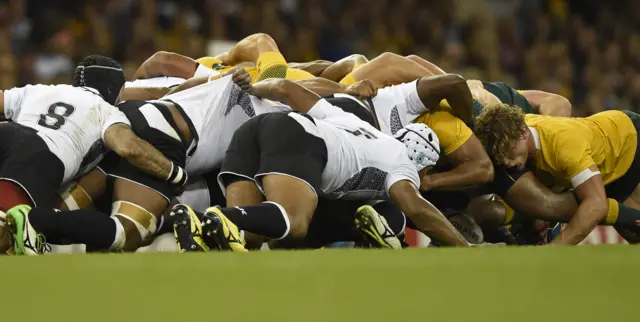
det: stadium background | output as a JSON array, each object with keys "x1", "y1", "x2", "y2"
[{"x1": 2, "y1": 0, "x2": 633, "y2": 249}]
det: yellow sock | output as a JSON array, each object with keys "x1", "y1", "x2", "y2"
[
  {"x1": 496, "y1": 198, "x2": 516, "y2": 225},
  {"x1": 605, "y1": 198, "x2": 619, "y2": 225},
  {"x1": 339, "y1": 72, "x2": 357, "y2": 86},
  {"x1": 255, "y1": 52, "x2": 288, "y2": 82}
]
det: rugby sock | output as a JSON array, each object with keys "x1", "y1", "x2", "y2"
[
  {"x1": 374, "y1": 201, "x2": 406, "y2": 236},
  {"x1": 29, "y1": 208, "x2": 116, "y2": 249},
  {"x1": 216, "y1": 202, "x2": 290, "y2": 239},
  {"x1": 607, "y1": 198, "x2": 640, "y2": 228},
  {"x1": 255, "y1": 52, "x2": 288, "y2": 82}
]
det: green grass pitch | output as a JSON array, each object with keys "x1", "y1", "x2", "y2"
[{"x1": 1, "y1": 245, "x2": 637, "y2": 322}]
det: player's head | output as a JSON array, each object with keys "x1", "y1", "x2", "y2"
[
  {"x1": 74, "y1": 55, "x2": 125, "y2": 105},
  {"x1": 394, "y1": 123, "x2": 440, "y2": 172},
  {"x1": 475, "y1": 103, "x2": 529, "y2": 169}
]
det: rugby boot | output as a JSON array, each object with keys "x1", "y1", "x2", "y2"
[
  {"x1": 5, "y1": 205, "x2": 51, "y2": 255},
  {"x1": 354, "y1": 205, "x2": 401, "y2": 249},
  {"x1": 169, "y1": 204, "x2": 208, "y2": 252},
  {"x1": 201, "y1": 207, "x2": 247, "y2": 252}
]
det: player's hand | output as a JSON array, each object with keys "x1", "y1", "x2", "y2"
[
  {"x1": 345, "y1": 79, "x2": 378, "y2": 98},
  {"x1": 232, "y1": 68, "x2": 253, "y2": 91}
]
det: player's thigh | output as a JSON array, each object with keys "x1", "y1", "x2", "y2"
[
  {"x1": 254, "y1": 113, "x2": 327, "y2": 236},
  {"x1": 0, "y1": 123, "x2": 65, "y2": 209}
]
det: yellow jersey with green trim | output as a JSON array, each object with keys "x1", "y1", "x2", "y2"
[{"x1": 525, "y1": 110, "x2": 637, "y2": 188}]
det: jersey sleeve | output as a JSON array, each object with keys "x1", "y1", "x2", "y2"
[
  {"x1": 194, "y1": 64, "x2": 216, "y2": 77},
  {"x1": 99, "y1": 102, "x2": 131, "y2": 140},
  {"x1": 3, "y1": 86, "x2": 27, "y2": 119},
  {"x1": 546, "y1": 134, "x2": 597, "y2": 188},
  {"x1": 308, "y1": 98, "x2": 351, "y2": 119},
  {"x1": 386, "y1": 163, "x2": 421, "y2": 194},
  {"x1": 414, "y1": 110, "x2": 473, "y2": 155}
]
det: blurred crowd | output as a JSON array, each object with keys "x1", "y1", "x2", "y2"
[{"x1": 2, "y1": 0, "x2": 640, "y2": 116}]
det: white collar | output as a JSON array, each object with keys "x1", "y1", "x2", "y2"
[{"x1": 529, "y1": 126, "x2": 540, "y2": 150}]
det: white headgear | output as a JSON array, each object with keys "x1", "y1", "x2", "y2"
[{"x1": 394, "y1": 123, "x2": 440, "y2": 171}]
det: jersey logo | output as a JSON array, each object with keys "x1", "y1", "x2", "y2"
[
  {"x1": 225, "y1": 85, "x2": 255, "y2": 117},
  {"x1": 390, "y1": 106, "x2": 403, "y2": 135},
  {"x1": 234, "y1": 207, "x2": 248, "y2": 216},
  {"x1": 333, "y1": 167, "x2": 387, "y2": 196}
]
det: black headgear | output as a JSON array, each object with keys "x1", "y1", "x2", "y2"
[{"x1": 74, "y1": 55, "x2": 125, "y2": 104}]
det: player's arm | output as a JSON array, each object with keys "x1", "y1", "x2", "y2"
[
  {"x1": 502, "y1": 172, "x2": 577, "y2": 222},
  {"x1": 318, "y1": 54, "x2": 369, "y2": 81},
  {"x1": 550, "y1": 166, "x2": 608, "y2": 245},
  {"x1": 103, "y1": 123, "x2": 187, "y2": 185},
  {"x1": 519, "y1": 90, "x2": 572, "y2": 117},
  {"x1": 132, "y1": 51, "x2": 199, "y2": 80},
  {"x1": 288, "y1": 60, "x2": 334, "y2": 77},
  {"x1": 165, "y1": 69, "x2": 237, "y2": 96},
  {"x1": 416, "y1": 74, "x2": 474, "y2": 125},
  {"x1": 117, "y1": 87, "x2": 171, "y2": 103},
  {"x1": 389, "y1": 180, "x2": 469, "y2": 246},
  {"x1": 234, "y1": 69, "x2": 321, "y2": 113},
  {"x1": 421, "y1": 135, "x2": 494, "y2": 191},
  {"x1": 294, "y1": 77, "x2": 378, "y2": 98}
]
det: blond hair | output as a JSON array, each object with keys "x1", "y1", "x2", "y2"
[{"x1": 475, "y1": 104, "x2": 527, "y2": 164}]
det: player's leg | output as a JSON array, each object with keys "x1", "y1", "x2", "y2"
[
  {"x1": 340, "y1": 52, "x2": 432, "y2": 87},
  {"x1": 200, "y1": 113, "x2": 326, "y2": 250},
  {"x1": 111, "y1": 178, "x2": 169, "y2": 251},
  {"x1": 0, "y1": 123, "x2": 66, "y2": 254},
  {"x1": 56, "y1": 168, "x2": 108, "y2": 211},
  {"x1": 319, "y1": 54, "x2": 369, "y2": 83},
  {"x1": 405, "y1": 55, "x2": 447, "y2": 75}
]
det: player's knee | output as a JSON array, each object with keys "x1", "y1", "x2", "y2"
[
  {"x1": 111, "y1": 201, "x2": 158, "y2": 251},
  {"x1": 58, "y1": 182, "x2": 94, "y2": 211}
]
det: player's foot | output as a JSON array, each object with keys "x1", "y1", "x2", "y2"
[
  {"x1": 354, "y1": 205, "x2": 401, "y2": 249},
  {"x1": 201, "y1": 207, "x2": 247, "y2": 252},
  {"x1": 5, "y1": 205, "x2": 51, "y2": 255},
  {"x1": 169, "y1": 204, "x2": 208, "y2": 252}
]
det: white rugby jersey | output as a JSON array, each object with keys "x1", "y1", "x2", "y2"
[
  {"x1": 3, "y1": 84, "x2": 130, "y2": 182},
  {"x1": 124, "y1": 76, "x2": 185, "y2": 89},
  {"x1": 333, "y1": 80, "x2": 426, "y2": 136},
  {"x1": 300, "y1": 99, "x2": 420, "y2": 200},
  {"x1": 162, "y1": 75, "x2": 288, "y2": 176}
]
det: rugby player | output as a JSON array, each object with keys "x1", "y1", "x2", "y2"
[
  {"x1": 475, "y1": 105, "x2": 640, "y2": 245},
  {"x1": 171, "y1": 69, "x2": 473, "y2": 252},
  {"x1": 0, "y1": 55, "x2": 187, "y2": 255}
]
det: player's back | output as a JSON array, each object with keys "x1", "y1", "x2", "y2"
[
  {"x1": 4, "y1": 84, "x2": 124, "y2": 181},
  {"x1": 307, "y1": 102, "x2": 418, "y2": 200}
]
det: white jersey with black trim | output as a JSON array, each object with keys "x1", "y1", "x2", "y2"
[
  {"x1": 332, "y1": 80, "x2": 426, "y2": 136},
  {"x1": 161, "y1": 75, "x2": 289, "y2": 175},
  {"x1": 3, "y1": 84, "x2": 131, "y2": 182},
  {"x1": 297, "y1": 99, "x2": 420, "y2": 200}
]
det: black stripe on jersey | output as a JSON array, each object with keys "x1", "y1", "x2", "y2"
[
  {"x1": 364, "y1": 98, "x2": 381, "y2": 130},
  {"x1": 161, "y1": 99, "x2": 199, "y2": 157},
  {"x1": 389, "y1": 106, "x2": 403, "y2": 135},
  {"x1": 225, "y1": 84, "x2": 255, "y2": 117}
]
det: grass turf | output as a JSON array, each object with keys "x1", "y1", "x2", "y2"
[{"x1": 1, "y1": 245, "x2": 637, "y2": 322}]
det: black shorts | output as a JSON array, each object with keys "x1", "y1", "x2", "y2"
[
  {"x1": 218, "y1": 112, "x2": 328, "y2": 195},
  {"x1": 0, "y1": 122, "x2": 65, "y2": 208},
  {"x1": 606, "y1": 110, "x2": 640, "y2": 201},
  {"x1": 98, "y1": 101, "x2": 188, "y2": 202}
]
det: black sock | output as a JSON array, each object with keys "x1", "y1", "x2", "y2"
[
  {"x1": 29, "y1": 208, "x2": 116, "y2": 250},
  {"x1": 374, "y1": 201, "x2": 406, "y2": 236},
  {"x1": 613, "y1": 200, "x2": 640, "y2": 229},
  {"x1": 218, "y1": 202, "x2": 289, "y2": 239}
]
